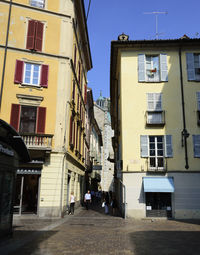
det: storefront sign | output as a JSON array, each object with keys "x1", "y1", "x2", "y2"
[
  {"x1": 146, "y1": 206, "x2": 152, "y2": 210},
  {"x1": 0, "y1": 144, "x2": 14, "y2": 156}
]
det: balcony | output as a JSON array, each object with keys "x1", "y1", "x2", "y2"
[
  {"x1": 146, "y1": 111, "x2": 165, "y2": 127},
  {"x1": 146, "y1": 157, "x2": 167, "y2": 172},
  {"x1": 20, "y1": 133, "x2": 53, "y2": 151}
]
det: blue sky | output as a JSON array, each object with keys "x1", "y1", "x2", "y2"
[{"x1": 84, "y1": 0, "x2": 200, "y2": 101}]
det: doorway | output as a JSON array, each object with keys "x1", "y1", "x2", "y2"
[
  {"x1": 14, "y1": 174, "x2": 40, "y2": 215},
  {"x1": 145, "y1": 192, "x2": 172, "y2": 217}
]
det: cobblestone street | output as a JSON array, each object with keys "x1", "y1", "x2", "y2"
[{"x1": 1, "y1": 205, "x2": 200, "y2": 255}]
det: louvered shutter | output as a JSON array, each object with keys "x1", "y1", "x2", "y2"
[
  {"x1": 197, "y1": 92, "x2": 200, "y2": 110},
  {"x1": 69, "y1": 116, "x2": 73, "y2": 144},
  {"x1": 40, "y1": 64, "x2": 49, "y2": 87},
  {"x1": 160, "y1": 54, "x2": 168, "y2": 81},
  {"x1": 14, "y1": 60, "x2": 24, "y2": 84},
  {"x1": 186, "y1": 53, "x2": 195, "y2": 81},
  {"x1": 10, "y1": 104, "x2": 20, "y2": 131},
  {"x1": 193, "y1": 135, "x2": 200, "y2": 157},
  {"x1": 36, "y1": 107, "x2": 46, "y2": 134},
  {"x1": 164, "y1": 135, "x2": 173, "y2": 157},
  {"x1": 35, "y1": 21, "x2": 44, "y2": 51},
  {"x1": 140, "y1": 135, "x2": 149, "y2": 157},
  {"x1": 26, "y1": 20, "x2": 36, "y2": 50},
  {"x1": 84, "y1": 84, "x2": 87, "y2": 104},
  {"x1": 138, "y1": 54, "x2": 146, "y2": 82}
]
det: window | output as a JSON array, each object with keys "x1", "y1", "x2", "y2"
[
  {"x1": 140, "y1": 135, "x2": 173, "y2": 169},
  {"x1": 26, "y1": 20, "x2": 44, "y2": 51},
  {"x1": 10, "y1": 104, "x2": 46, "y2": 134},
  {"x1": 186, "y1": 53, "x2": 200, "y2": 81},
  {"x1": 196, "y1": 92, "x2": 200, "y2": 125},
  {"x1": 193, "y1": 135, "x2": 200, "y2": 157},
  {"x1": 14, "y1": 60, "x2": 49, "y2": 87},
  {"x1": 24, "y1": 63, "x2": 40, "y2": 86},
  {"x1": 146, "y1": 93, "x2": 164, "y2": 125},
  {"x1": 138, "y1": 54, "x2": 168, "y2": 82},
  {"x1": 30, "y1": 0, "x2": 45, "y2": 9}
]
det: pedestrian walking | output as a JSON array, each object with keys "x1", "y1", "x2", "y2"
[
  {"x1": 111, "y1": 195, "x2": 117, "y2": 216},
  {"x1": 84, "y1": 190, "x2": 91, "y2": 210},
  {"x1": 68, "y1": 192, "x2": 75, "y2": 215},
  {"x1": 104, "y1": 192, "x2": 110, "y2": 214}
]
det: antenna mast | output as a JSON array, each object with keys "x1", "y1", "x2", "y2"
[{"x1": 144, "y1": 11, "x2": 168, "y2": 39}]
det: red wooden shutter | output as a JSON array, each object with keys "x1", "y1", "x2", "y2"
[
  {"x1": 36, "y1": 107, "x2": 46, "y2": 134},
  {"x1": 72, "y1": 81, "x2": 75, "y2": 101},
  {"x1": 10, "y1": 104, "x2": 20, "y2": 131},
  {"x1": 35, "y1": 21, "x2": 44, "y2": 51},
  {"x1": 76, "y1": 122, "x2": 78, "y2": 150},
  {"x1": 78, "y1": 62, "x2": 81, "y2": 84},
  {"x1": 69, "y1": 116, "x2": 73, "y2": 144},
  {"x1": 14, "y1": 60, "x2": 24, "y2": 84},
  {"x1": 40, "y1": 64, "x2": 49, "y2": 87},
  {"x1": 79, "y1": 127, "x2": 81, "y2": 153},
  {"x1": 26, "y1": 20, "x2": 36, "y2": 50}
]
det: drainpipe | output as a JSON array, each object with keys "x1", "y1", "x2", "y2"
[
  {"x1": 119, "y1": 179, "x2": 126, "y2": 219},
  {"x1": 0, "y1": 0, "x2": 13, "y2": 109},
  {"x1": 179, "y1": 46, "x2": 189, "y2": 169}
]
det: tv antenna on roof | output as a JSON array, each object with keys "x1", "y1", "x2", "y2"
[{"x1": 143, "y1": 11, "x2": 168, "y2": 39}]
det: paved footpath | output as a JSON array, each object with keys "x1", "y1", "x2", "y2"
[{"x1": 1, "y1": 205, "x2": 200, "y2": 255}]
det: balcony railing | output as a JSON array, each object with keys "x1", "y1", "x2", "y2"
[{"x1": 20, "y1": 133, "x2": 53, "y2": 150}]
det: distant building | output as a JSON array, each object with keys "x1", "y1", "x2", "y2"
[{"x1": 94, "y1": 93, "x2": 114, "y2": 192}]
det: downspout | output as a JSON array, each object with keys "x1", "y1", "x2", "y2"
[
  {"x1": 119, "y1": 179, "x2": 126, "y2": 219},
  {"x1": 0, "y1": 0, "x2": 13, "y2": 109},
  {"x1": 179, "y1": 46, "x2": 189, "y2": 169}
]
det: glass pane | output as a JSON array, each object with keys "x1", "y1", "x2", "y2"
[
  {"x1": 158, "y1": 150, "x2": 163, "y2": 156},
  {"x1": 150, "y1": 143, "x2": 155, "y2": 149},
  {"x1": 158, "y1": 157, "x2": 164, "y2": 167},
  {"x1": 149, "y1": 136, "x2": 155, "y2": 142},
  {"x1": 157, "y1": 143, "x2": 163, "y2": 149},
  {"x1": 150, "y1": 150, "x2": 155, "y2": 156},
  {"x1": 19, "y1": 106, "x2": 37, "y2": 133},
  {"x1": 157, "y1": 136, "x2": 163, "y2": 143},
  {"x1": 150, "y1": 157, "x2": 155, "y2": 167}
]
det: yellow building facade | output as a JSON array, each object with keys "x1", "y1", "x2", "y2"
[
  {"x1": 0, "y1": 0, "x2": 92, "y2": 217},
  {"x1": 110, "y1": 36, "x2": 200, "y2": 219}
]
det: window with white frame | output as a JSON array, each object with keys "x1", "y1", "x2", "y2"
[
  {"x1": 138, "y1": 54, "x2": 168, "y2": 82},
  {"x1": 140, "y1": 135, "x2": 173, "y2": 169},
  {"x1": 30, "y1": 0, "x2": 45, "y2": 8},
  {"x1": 24, "y1": 63, "x2": 41, "y2": 86},
  {"x1": 186, "y1": 53, "x2": 200, "y2": 81},
  {"x1": 146, "y1": 93, "x2": 164, "y2": 124}
]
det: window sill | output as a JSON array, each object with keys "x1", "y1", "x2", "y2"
[
  {"x1": 19, "y1": 84, "x2": 43, "y2": 90},
  {"x1": 146, "y1": 122, "x2": 165, "y2": 127}
]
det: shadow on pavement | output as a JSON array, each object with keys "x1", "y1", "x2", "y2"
[
  {"x1": 129, "y1": 231, "x2": 200, "y2": 255},
  {"x1": 0, "y1": 230, "x2": 58, "y2": 255},
  {"x1": 171, "y1": 219, "x2": 200, "y2": 226}
]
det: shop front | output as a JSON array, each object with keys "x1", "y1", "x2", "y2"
[
  {"x1": 0, "y1": 119, "x2": 30, "y2": 238},
  {"x1": 143, "y1": 177, "x2": 174, "y2": 218}
]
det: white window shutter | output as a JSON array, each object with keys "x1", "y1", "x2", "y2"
[
  {"x1": 160, "y1": 54, "x2": 168, "y2": 81},
  {"x1": 197, "y1": 92, "x2": 200, "y2": 110},
  {"x1": 186, "y1": 53, "x2": 195, "y2": 81},
  {"x1": 140, "y1": 135, "x2": 149, "y2": 157},
  {"x1": 164, "y1": 135, "x2": 173, "y2": 157},
  {"x1": 193, "y1": 135, "x2": 200, "y2": 157},
  {"x1": 138, "y1": 54, "x2": 146, "y2": 82}
]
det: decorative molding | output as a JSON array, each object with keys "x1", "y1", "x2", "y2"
[{"x1": 16, "y1": 94, "x2": 44, "y2": 106}]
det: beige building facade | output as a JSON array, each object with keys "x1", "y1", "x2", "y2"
[
  {"x1": 110, "y1": 35, "x2": 200, "y2": 219},
  {"x1": 0, "y1": 0, "x2": 92, "y2": 217}
]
